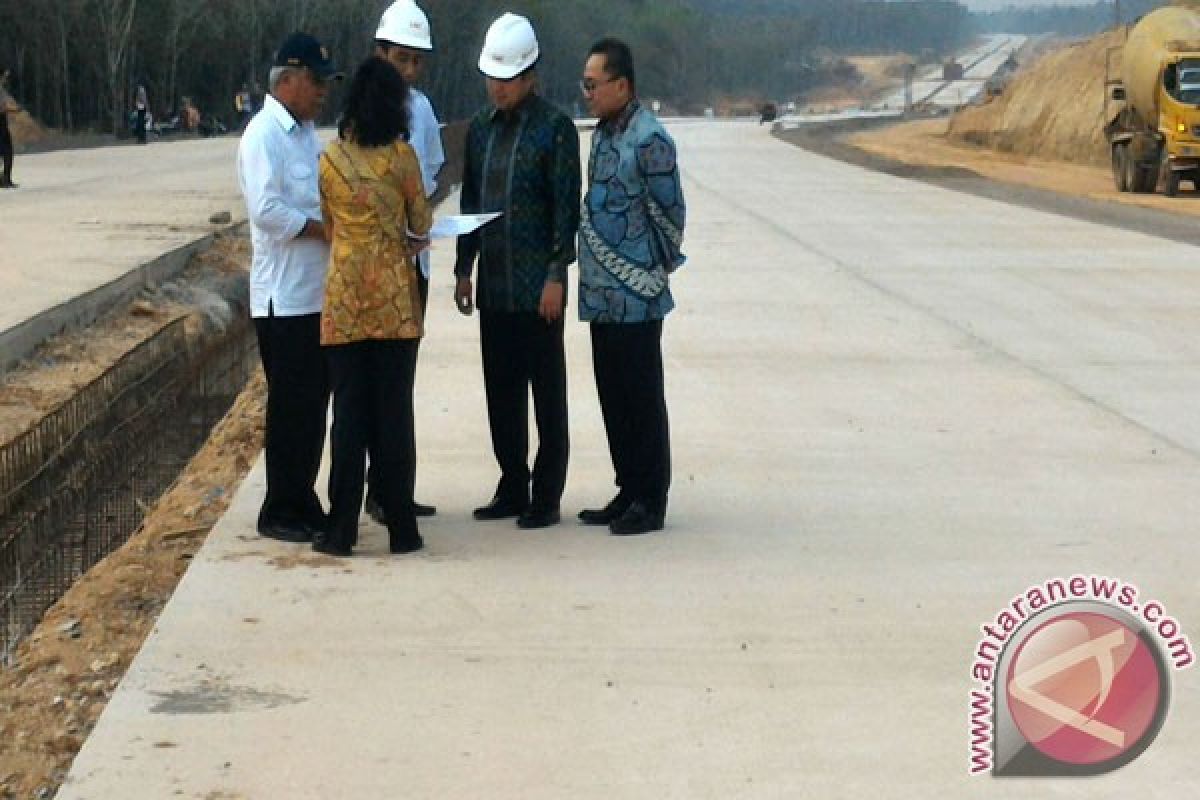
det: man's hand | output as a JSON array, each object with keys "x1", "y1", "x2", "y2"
[
  {"x1": 455, "y1": 277, "x2": 474, "y2": 316},
  {"x1": 298, "y1": 219, "x2": 327, "y2": 241},
  {"x1": 539, "y1": 280, "x2": 564, "y2": 323}
]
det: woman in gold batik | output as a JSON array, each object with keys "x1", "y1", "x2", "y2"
[{"x1": 316, "y1": 56, "x2": 431, "y2": 557}]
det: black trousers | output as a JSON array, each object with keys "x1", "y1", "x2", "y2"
[
  {"x1": 480, "y1": 310, "x2": 568, "y2": 507},
  {"x1": 0, "y1": 114, "x2": 13, "y2": 185},
  {"x1": 253, "y1": 312, "x2": 329, "y2": 529},
  {"x1": 365, "y1": 271, "x2": 428, "y2": 505},
  {"x1": 327, "y1": 339, "x2": 419, "y2": 544},
  {"x1": 590, "y1": 321, "x2": 671, "y2": 515}
]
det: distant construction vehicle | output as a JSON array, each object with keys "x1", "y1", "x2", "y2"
[{"x1": 1106, "y1": 7, "x2": 1200, "y2": 196}]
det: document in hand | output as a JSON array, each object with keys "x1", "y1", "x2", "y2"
[{"x1": 429, "y1": 213, "x2": 503, "y2": 239}]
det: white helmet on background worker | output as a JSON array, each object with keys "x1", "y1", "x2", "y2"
[
  {"x1": 478, "y1": 13, "x2": 539, "y2": 80},
  {"x1": 376, "y1": 0, "x2": 433, "y2": 52}
]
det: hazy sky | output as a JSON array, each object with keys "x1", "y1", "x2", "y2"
[{"x1": 962, "y1": 0, "x2": 1095, "y2": 8}]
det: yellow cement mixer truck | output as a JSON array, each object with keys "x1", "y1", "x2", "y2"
[{"x1": 1106, "y1": 7, "x2": 1200, "y2": 196}]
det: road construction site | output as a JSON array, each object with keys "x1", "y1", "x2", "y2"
[
  {"x1": 880, "y1": 33, "x2": 1027, "y2": 111},
  {"x1": 0, "y1": 110, "x2": 1197, "y2": 797}
]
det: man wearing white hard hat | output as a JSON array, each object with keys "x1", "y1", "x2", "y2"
[
  {"x1": 454, "y1": 13, "x2": 581, "y2": 530},
  {"x1": 364, "y1": 0, "x2": 446, "y2": 522}
]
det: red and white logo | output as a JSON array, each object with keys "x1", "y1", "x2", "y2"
[{"x1": 1006, "y1": 611, "x2": 1163, "y2": 768}]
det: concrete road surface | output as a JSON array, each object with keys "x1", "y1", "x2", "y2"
[
  {"x1": 879, "y1": 33, "x2": 1024, "y2": 109},
  {"x1": 59, "y1": 121, "x2": 1199, "y2": 798},
  {"x1": 0, "y1": 137, "x2": 244, "y2": 340}
]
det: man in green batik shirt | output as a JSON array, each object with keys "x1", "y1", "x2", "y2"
[{"x1": 454, "y1": 13, "x2": 581, "y2": 530}]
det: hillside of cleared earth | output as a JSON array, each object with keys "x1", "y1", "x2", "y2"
[
  {"x1": 946, "y1": 29, "x2": 1121, "y2": 167},
  {"x1": 848, "y1": 8, "x2": 1200, "y2": 214},
  {"x1": 947, "y1": 0, "x2": 1200, "y2": 167}
]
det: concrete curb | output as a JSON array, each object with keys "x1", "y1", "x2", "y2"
[{"x1": 0, "y1": 223, "x2": 243, "y2": 377}]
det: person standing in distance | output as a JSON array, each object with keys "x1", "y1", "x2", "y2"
[
  {"x1": 454, "y1": 13, "x2": 581, "y2": 530},
  {"x1": 577, "y1": 38, "x2": 686, "y2": 535},
  {"x1": 236, "y1": 33, "x2": 341, "y2": 543},
  {"x1": 134, "y1": 83, "x2": 150, "y2": 144},
  {"x1": 365, "y1": 0, "x2": 445, "y2": 523},
  {"x1": 0, "y1": 68, "x2": 20, "y2": 189}
]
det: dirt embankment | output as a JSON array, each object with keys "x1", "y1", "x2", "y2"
[
  {"x1": 8, "y1": 111, "x2": 48, "y2": 147},
  {"x1": 947, "y1": 0, "x2": 1200, "y2": 164},
  {"x1": 805, "y1": 55, "x2": 916, "y2": 111},
  {"x1": 0, "y1": 234, "x2": 265, "y2": 800},
  {"x1": 0, "y1": 374, "x2": 264, "y2": 800},
  {"x1": 841, "y1": 14, "x2": 1200, "y2": 218},
  {"x1": 947, "y1": 30, "x2": 1122, "y2": 167}
]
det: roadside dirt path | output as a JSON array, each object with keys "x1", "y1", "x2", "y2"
[
  {"x1": 0, "y1": 236, "x2": 263, "y2": 799},
  {"x1": 0, "y1": 374, "x2": 263, "y2": 799},
  {"x1": 776, "y1": 119, "x2": 1200, "y2": 251},
  {"x1": 848, "y1": 117, "x2": 1200, "y2": 217}
]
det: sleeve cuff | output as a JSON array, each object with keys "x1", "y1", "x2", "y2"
[{"x1": 282, "y1": 213, "x2": 309, "y2": 241}]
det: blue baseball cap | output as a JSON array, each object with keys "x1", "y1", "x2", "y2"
[{"x1": 274, "y1": 33, "x2": 342, "y2": 80}]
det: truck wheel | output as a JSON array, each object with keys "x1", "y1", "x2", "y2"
[
  {"x1": 1165, "y1": 170, "x2": 1180, "y2": 198},
  {"x1": 1112, "y1": 146, "x2": 1129, "y2": 192},
  {"x1": 1108, "y1": 146, "x2": 1128, "y2": 193},
  {"x1": 1124, "y1": 149, "x2": 1142, "y2": 192},
  {"x1": 1141, "y1": 169, "x2": 1158, "y2": 193},
  {"x1": 1130, "y1": 152, "x2": 1157, "y2": 193}
]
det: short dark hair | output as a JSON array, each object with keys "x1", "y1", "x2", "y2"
[
  {"x1": 338, "y1": 56, "x2": 410, "y2": 148},
  {"x1": 589, "y1": 38, "x2": 635, "y2": 93}
]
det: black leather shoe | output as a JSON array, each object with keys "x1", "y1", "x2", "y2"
[
  {"x1": 473, "y1": 496, "x2": 529, "y2": 521},
  {"x1": 517, "y1": 506, "x2": 560, "y2": 529},
  {"x1": 311, "y1": 534, "x2": 353, "y2": 557},
  {"x1": 387, "y1": 515, "x2": 423, "y2": 553},
  {"x1": 389, "y1": 531, "x2": 424, "y2": 554},
  {"x1": 609, "y1": 502, "x2": 664, "y2": 536},
  {"x1": 578, "y1": 494, "x2": 632, "y2": 526},
  {"x1": 257, "y1": 520, "x2": 317, "y2": 543},
  {"x1": 367, "y1": 498, "x2": 436, "y2": 524}
]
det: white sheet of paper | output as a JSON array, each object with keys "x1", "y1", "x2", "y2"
[{"x1": 428, "y1": 213, "x2": 503, "y2": 239}]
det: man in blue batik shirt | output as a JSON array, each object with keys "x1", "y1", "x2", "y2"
[{"x1": 577, "y1": 38, "x2": 686, "y2": 536}]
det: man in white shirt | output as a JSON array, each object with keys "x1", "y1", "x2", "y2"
[
  {"x1": 367, "y1": 0, "x2": 446, "y2": 521},
  {"x1": 236, "y1": 33, "x2": 340, "y2": 543}
]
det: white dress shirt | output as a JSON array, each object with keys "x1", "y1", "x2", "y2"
[
  {"x1": 408, "y1": 88, "x2": 445, "y2": 280},
  {"x1": 237, "y1": 94, "x2": 329, "y2": 318}
]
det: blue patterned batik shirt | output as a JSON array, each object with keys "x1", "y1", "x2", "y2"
[{"x1": 578, "y1": 100, "x2": 686, "y2": 324}]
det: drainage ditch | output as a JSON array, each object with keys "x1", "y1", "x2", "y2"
[{"x1": 0, "y1": 244, "x2": 257, "y2": 663}]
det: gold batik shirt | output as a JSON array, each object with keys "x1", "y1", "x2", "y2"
[{"x1": 318, "y1": 139, "x2": 432, "y2": 345}]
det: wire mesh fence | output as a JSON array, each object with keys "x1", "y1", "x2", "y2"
[{"x1": 0, "y1": 316, "x2": 257, "y2": 663}]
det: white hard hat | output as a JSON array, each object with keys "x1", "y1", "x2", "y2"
[
  {"x1": 478, "y1": 13, "x2": 539, "y2": 80},
  {"x1": 376, "y1": 0, "x2": 433, "y2": 52}
]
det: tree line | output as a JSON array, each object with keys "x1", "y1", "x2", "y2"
[
  {"x1": 0, "y1": 0, "x2": 973, "y2": 135},
  {"x1": 971, "y1": 0, "x2": 1166, "y2": 36}
]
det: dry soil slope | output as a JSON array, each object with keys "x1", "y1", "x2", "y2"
[
  {"x1": 947, "y1": 29, "x2": 1121, "y2": 167},
  {"x1": 948, "y1": 1, "x2": 1200, "y2": 167}
]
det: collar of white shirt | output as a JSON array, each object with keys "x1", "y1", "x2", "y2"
[{"x1": 263, "y1": 93, "x2": 301, "y2": 134}]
